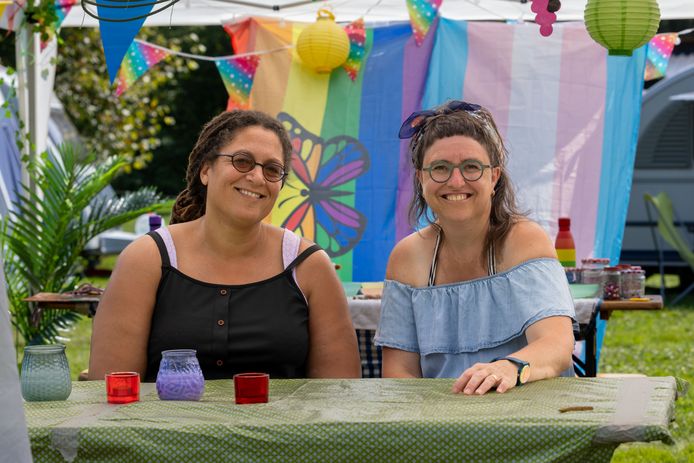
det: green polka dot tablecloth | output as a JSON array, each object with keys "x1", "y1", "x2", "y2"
[{"x1": 24, "y1": 377, "x2": 687, "y2": 463}]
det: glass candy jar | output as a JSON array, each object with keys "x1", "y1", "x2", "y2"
[
  {"x1": 581, "y1": 258, "x2": 610, "y2": 285},
  {"x1": 21, "y1": 344, "x2": 72, "y2": 401},
  {"x1": 602, "y1": 267, "x2": 621, "y2": 300},
  {"x1": 156, "y1": 349, "x2": 205, "y2": 401}
]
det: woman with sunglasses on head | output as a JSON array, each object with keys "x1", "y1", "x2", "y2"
[
  {"x1": 374, "y1": 101, "x2": 575, "y2": 395},
  {"x1": 89, "y1": 110, "x2": 361, "y2": 381}
]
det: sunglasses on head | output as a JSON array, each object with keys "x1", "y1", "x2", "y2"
[{"x1": 398, "y1": 101, "x2": 482, "y2": 140}]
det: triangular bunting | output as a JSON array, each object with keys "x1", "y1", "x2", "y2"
[
  {"x1": 406, "y1": 0, "x2": 442, "y2": 46},
  {"x1": 215, "y1": 55, "x2": 261, "y2": 111},
  {"x1": 96, "y1": 0, "x2": 154, "y2": 84},
  {"x1": 114, "y1": 40, "x2": 171, "y2": 97},
  {"x1": 55, "y1": 0, "x2": 77, "y2": 29},
  {"x1": 645, "y1": 33, "x2": 679, "y2": 81},
  {"x1": 41, "y1": 0, "x2": 78, "y2": 50},
  {"x1": 343, "y1": 18, "x2": 366, "y2": 81}
]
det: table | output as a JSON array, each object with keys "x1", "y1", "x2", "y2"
[
  {"x1": 24, "y1": 293, "x2": 100, "y2": 317},
  {"x1": 24, "y1": 377, "x2": 685, "y2": 463}
]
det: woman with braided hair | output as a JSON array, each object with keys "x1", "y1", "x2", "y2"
[{"x1": 89, "y1": 110, "x2": 361, "y2": 381}]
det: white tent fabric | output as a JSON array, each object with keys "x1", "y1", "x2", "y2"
[
  {"x1": 61, "y1": 0, "x2": 694, "y2": 27},
  {"x1": 0, "y1": 254, "x2": 32, "y2": 463}
]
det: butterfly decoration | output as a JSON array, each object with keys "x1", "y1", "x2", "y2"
[{"x1": 274, "y1": 113, "x2": 370, "y2": 257}]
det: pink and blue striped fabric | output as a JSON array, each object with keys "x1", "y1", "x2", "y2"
[{"x1": 423, "y1": 20, "x2": 647, "y2": 265}]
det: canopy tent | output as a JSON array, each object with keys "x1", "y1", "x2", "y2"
[{"x1": 59, "y1": 0, "x2": 694, "y2": 27}]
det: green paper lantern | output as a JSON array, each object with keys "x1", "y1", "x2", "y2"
[{"x1": 584, "y1": 0, "x2": 660, "y2": 56}]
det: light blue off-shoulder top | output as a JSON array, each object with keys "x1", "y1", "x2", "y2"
[{"x1": 374, "y1": 258, "x2": 576, "y2": 378}]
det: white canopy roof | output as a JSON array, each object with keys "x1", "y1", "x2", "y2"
[{"x1": 62, "y1": 0, "x2": 694, "y2": 28}]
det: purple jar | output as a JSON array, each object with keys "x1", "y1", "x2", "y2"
[{"x1": 156, "y1": 349, "x2": 205, "y2": 401}]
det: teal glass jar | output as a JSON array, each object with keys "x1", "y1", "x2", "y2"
[{"x1": 20, "y1": 344, "x2": 72, "y2": 401}]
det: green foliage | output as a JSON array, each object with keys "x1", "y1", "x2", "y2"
[
  {"x1": 23, "y1": 0, "x2": 60, "y2": 44},
  {"x1": 602, "y1": 303, "x2": 694, "y2": 462},
  {"x1": 1, "y1": 143, "x2": 165, "y2": 345},
  {"x1": 53, "y1": 27, "x2": 205, "y2": 171}
]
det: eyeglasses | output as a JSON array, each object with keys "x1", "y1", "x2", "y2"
[
  {"x1": 216, "y1": 153, "x2": 288, "y2": 183},
  {"x1": 398, "y1": 100, "x2": 482, "y2": 140},
  {"x1": 421, "y1": 159, "x2": 493, "y2": 183}
]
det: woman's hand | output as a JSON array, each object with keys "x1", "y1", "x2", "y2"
[{"x1": 452, "y1": 360, "x2": 517, "y2": 395}]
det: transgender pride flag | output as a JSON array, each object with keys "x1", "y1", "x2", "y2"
[{"x1": 424, "y1": 20, "x2": 647, "y2": 265}]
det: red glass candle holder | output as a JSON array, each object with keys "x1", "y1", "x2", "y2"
[
  {"x1": 233, "y1": 373, "x2": 269, "y2": 404},
  {"x1": 105, "y1": 372, "x2": 140, "y2": 404}
]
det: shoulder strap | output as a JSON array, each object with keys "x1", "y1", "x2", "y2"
[
  {"x1": 147, "y1": 230, "x2": 170, "y2": 267},
  {"x1": 428, "y1": 228, "x2": 442, "y2": 287},
  {"x1": 285, "y1": 244, "x2": 322, "y2": 273},
  {"x1": 282, "y1": 229, "x2": 302, "y2": 269},
  {"x1": 487, "y1": 241, "x2": 497, "y2": 276},
  {"x1": 147, "y1": 227, "x2": 177, "y2": 268}
]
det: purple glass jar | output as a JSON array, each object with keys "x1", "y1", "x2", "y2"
[{"x1": 156, "y1": 349, "x2": 205, "y2": 401}]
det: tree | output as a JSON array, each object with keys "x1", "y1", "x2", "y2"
[{"x1": 1, "y1": 143, "x2": 165, "y2": 345}]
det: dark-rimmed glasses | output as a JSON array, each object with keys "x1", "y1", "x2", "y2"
[
  {"x1": 216, "y1": 153, "x2": 288, "y2": 183},
  {"x1": 421, "y1": 159, "x2": 493, "y2": 183},
  {"x1": 398, "y1": 100, "x2": 482, "y2": 140}
]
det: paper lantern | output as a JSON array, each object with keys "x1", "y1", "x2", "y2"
[
  {"x1": 584, "y1": 0, "x2": 660, "y2": 56},
  {"x1": 296, "y1": 9, "x2": 350, "y2": 73}
]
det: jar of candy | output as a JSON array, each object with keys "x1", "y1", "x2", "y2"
[
  {"x1": 581, "y1": 258, "x2": 610, "y2": 285},
  {"x1": 602, "y1": 267, "x2": 621, "y2": 300},
  {"x1": 156, "y1": 349, "x2": 205, "y2": 401},
  {"x1": 633, "y1": 269, "x2": 646, "y2": 298},
  {"x1": 564, "y1": 267, "x2": 581, "y2": 284}
]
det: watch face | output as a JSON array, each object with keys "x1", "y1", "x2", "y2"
[{"x1": 519, "y1": 365, "x2": 530, "y2": 384}]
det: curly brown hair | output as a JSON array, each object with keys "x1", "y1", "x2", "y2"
[
  {"x1": 170, "y1": 110, "x2": 293, "y2": 224},
  {"x1": 408, "y1": 102, "x2": 525, "y2": 257}
]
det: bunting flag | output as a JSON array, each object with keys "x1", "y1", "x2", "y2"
[
  {"x1": 225, "y1": 17, "x2": 436, "y2": 281},
  {"x1": 406, "y1": 0, "x2": 442, "y2": 46},
  {"x1": 215, "y1": 55, "x2": 261, "y2": 110},
  {"x1": 96, "y1": 0, "x2": 154, "y2": 84},
  {"x1": 54, "y1": 0, "x2": 77, "y2": 29},
  {"x1": 343, "y1": 18, "x2": 366, "y2": 81},
  {"x1": 644, "y1": 33, "x2": 679, "y2": 81},
  {"x1": 114, "y1": 40, "x2": 171, "y2": 97}
]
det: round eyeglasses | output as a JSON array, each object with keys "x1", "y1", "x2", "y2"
[
  {"x1": 216, "y1": 153, "x2": 288, "y2": 183},
  {"x1": 421, "y1": 159, "x2": 493, "y2": 183}
]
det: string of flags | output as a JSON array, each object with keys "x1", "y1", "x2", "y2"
[{"x1": 113, "y1": 19, "x2": 368, "y2": 104}]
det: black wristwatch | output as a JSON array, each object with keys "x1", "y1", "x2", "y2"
[{"x1": 492, "y1": 356, "x2": 530, "y2": 386}]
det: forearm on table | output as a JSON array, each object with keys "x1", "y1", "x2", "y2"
[{"x1": 381, "y1": 347, "x2": 422, "y2": 378}]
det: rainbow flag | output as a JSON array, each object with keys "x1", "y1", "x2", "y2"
[
  {"x1": 406, "y1": 0, "x2": 442, "y2": 46},
  {"x1": 114, "y1": 40, "x2": 170, "y2": 97},
  {"x1": 645, "y1": 33, "x2": 679, "y2": 81},
  {"x1": 424, "y1": 19, "x2": 646, "y2": 266},
  {"x1": 215, "y1": 55, "x2": 261, "y2": 110},
  {"x1": 226, "y1": 17, "x2": 436, "y2": 281}
]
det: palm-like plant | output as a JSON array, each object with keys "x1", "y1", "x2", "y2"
[{"x1": 1, "y1": 143, "x2": 165, "y2": 345}]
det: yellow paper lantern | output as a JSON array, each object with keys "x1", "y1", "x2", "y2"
[
  {"x1": 296, "y1": 9, "x2": 350, "y2": 73},
  {"x1": 584, "y1": 0, "x2": 660, "y2": 56}
]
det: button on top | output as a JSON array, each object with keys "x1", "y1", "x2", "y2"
[
  {"x1": 217, "y1": 319, "x2": 225, "y2": 326},
  {"x1": 216, "y1": 360, "x2": 224, "y2": 366},
  {"x1": 220, "y1": 289, "x2": 228, "y2": 295}
]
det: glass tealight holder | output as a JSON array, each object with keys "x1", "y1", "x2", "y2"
[
  {"x1": 156, "y1": 349, "x2": 205, "y2": 401},
  {"x1": 105, "y1": 372, "x2": 140, "y2": 404},
  {"x1": 21, "y1": 344, "x2": 72, "y2": 402}
]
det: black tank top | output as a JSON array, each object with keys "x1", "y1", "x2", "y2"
[{"x1": 145, "y1": 229, "x2": 321, "y2": 382}]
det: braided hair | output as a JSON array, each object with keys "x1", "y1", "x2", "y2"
[{"x1": 170, "y1": 110, "x2": 293, "y2": 224}]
